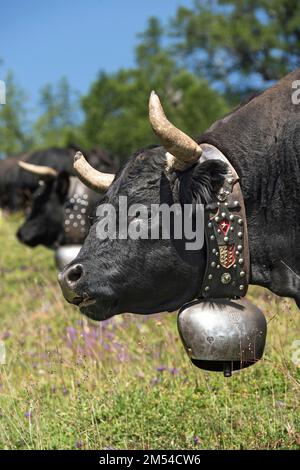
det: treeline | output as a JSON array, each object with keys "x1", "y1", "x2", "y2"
[{"x1": 1, "y1": 0, "x2": 299, "y2": 160}]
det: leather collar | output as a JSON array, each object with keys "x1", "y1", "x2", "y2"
[
  {"x1": 62, "y1": 177, "x2": 90, "y2": 245},
  {"x1": 199, "y1": 143, "x2": 250, "y2": 299}
]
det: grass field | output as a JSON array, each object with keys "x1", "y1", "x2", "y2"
[{"x1": 0, "y1": 211, "x2": 299, "y2": 450}]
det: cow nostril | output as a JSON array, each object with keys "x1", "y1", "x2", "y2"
[
  {"x1": 66, "y1": 264, "x2": 83, "y2": 284},
  {"x1": 58, "y1": 263, "x2": 85, "y2": 304}
]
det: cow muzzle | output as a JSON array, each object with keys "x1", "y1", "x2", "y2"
[
  {"x1": 58, "y1": 263, "x2": 85, "y2": 304},
  {"x1": 16, "y1": 226, "x2": 35, "y2": 246}
]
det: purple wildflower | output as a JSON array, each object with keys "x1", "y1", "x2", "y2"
[
  {"x1": 1, "y1": 331, "x2": 11, "y2": 340},
  {"x1": 105, "y1": 332, "x2": 115, "y2": 340},
  {"x1": 151, "y1": 377, "x2": 160, "y2": 386},
  {"x1": 24, "y1": 411, "x2": 32, "y2": 419},
  {"x1": 75, "y1": 440, "x2": 83, "y2": 449},
  {"x1": 194, "y1": 435, "x2": 201, "y2": 445},
  {"x1": 66, "y1": 326, "x2": 77, "y2": 342},
  {"x1": 156, "y1": 365, "x2": 167, "y2": 372}
]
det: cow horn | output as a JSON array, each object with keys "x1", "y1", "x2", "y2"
[
  {"x1": 149, "y1": 90, "x2": 202, "y2": 170},
  {"x1": 73, "y1": 152, "x2": 115, "y2": 192},
  {"x1": 18, "y1": 161, "x2": 58, "y2": 178}
]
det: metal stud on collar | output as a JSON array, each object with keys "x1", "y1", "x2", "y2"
[{"x1": 63, "y1": 187, "x2": 89, "y2": 242}]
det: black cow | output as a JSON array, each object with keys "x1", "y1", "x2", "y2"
[
  {"x1": 58, "y1": 69, "x2": 300, "y2": 321},
  {"x1": 16, "y1": 150, "x2": 117, "y2": 248},
  {"x1": 0, "y1": 153, "x2": 29, "y2": 210},
  {"x1": 0, "y1": 147, "x2": 78, "y2": 211}
]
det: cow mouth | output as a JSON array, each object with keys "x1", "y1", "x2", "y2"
[
  {"x1": 78, "y1": 298, "x2": 96, "y2": 308},
  {"x1": 78, "y1": 297, "x2": 118, "y2": 322},
  {"x1": 69, "y1": 296, "x2": 96, "y2": 307}
]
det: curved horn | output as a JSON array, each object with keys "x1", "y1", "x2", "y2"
[
  {"x1": 73, "y1": 152, "x2": 115, "y2": 192},
  {"x1": 18, "y1": 161, "x2": 58, "y2": 178},
  {"x1": 149, "y1": 90, "x2": 202, "y2": 170}
]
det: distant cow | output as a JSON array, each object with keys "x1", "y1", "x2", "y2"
[
  {"x1": 0, "y1": 146, "x2": 116, "y2": 211},
  {"x1": 0, "y1": 147, "x2": 77, "y2": 211},
  {"x1": 16, "y1": 151, "x2": 117, "y2": 248}
]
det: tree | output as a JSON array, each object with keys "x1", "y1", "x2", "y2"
[
  {"x1": 170, "y1": 0, "x2": 300, "y2": 100},
  {"x1": 81, "y1": 17, "x2": 228, "y2": 160},
  {"x1": 33, "y1": 77, "x2": 80, "y2": 148},
  {"x1": 0, "y1": 71, "x2": 30, "y2": 156}
]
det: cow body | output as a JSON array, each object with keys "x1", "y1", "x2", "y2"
[
  {"x1": 58, "y1": 69, "x2": 300, "y2": 320},
  {"x1": 0, "y1": 155, "x2": 23, "y2": 210}
]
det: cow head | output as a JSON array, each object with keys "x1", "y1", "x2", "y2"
[
  {"x1": 17, "y1": 163, "x2": 70, "y2": 248},
  {"x1": 58, "y1": 92, "x2": 227, "y2": 321}
]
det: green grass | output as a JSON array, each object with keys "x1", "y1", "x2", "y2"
[{"x1": 0, "y1": 211, "x2": 299, "y2": 449}]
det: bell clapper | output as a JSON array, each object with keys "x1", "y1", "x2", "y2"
[{"x1": 223, "y1": 362, "x2": 232, "y2": 378}]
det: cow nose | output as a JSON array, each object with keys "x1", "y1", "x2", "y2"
[{"x1": 58, "y1": 263, "x2": 84, "y2": 304}]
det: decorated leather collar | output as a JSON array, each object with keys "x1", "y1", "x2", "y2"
[
  {"x1": 62, "y1": 177, "x2": 90, "y2": 245},
  {"x1": 199, "y1": 143, "x2": 250, "y2": 299}
]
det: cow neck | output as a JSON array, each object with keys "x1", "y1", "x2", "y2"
[
  {"x1": 198, "y1": 143, "x2": 250, "y2": 299},
  {"x1": 62, "y1": 177, "x2": 90, "y2": 245}
]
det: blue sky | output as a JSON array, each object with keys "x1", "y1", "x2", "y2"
[{"x1": 0, "y1": 0, "x2": 194, "y2": 113}]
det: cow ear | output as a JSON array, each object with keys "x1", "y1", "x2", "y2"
[
  {"x1": 179, "y1": 160, "x2": 227, "y2": 205},
  {"x1": 55, "y1": 171, "x2": 70, "y2": 201},
  {"x1": 193, "y1": 160, "x2": 228, "y2": 194}
]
